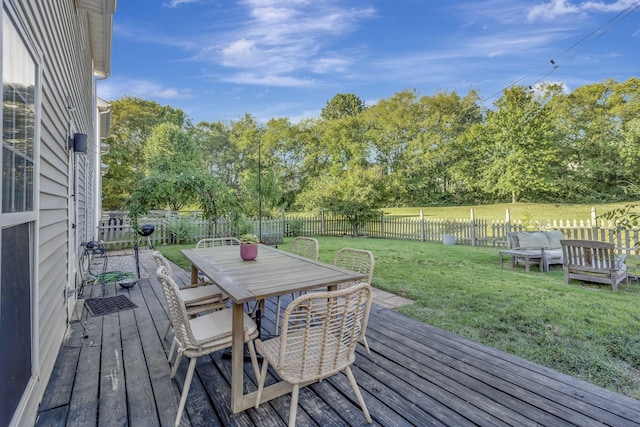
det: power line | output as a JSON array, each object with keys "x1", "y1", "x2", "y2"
[{"x1": 481, "y1": 0, "x2": 640, "y2": 103}]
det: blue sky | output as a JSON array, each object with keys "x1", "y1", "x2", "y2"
[{"x1": 98, "y1": 0, "x2": 639, "y2": 124}]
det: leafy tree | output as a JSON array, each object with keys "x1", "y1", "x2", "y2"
[
  {"x1": 227, "y1": 114, "x2": 283, "y2": 216},
  {"x1": 127, "y1": 171, "x2": 239, "y2": 232},
  {"x1": 190, "y1": 121, "x2": 240, "y2": 188},
  {"x1": 102, "y1": 97, "x2": 188, "y2": 209},
  {"x1": 320, "y1": 114, "x2": 370, "y2": 175},
  {"x1": 195, "y1": 174, "x2": 242, "y2": 236},
  {"x1": 363, "y1": 89, "x2": 424, "y2": 205},
  {"x1": 478, "y1": 85, "x2": 562, "y2": 203},
  {"x1": 143, "y1": 122, "x2": 201, "y2": 175},
  {"x1": 261, "y1": 118, "x2": 307, "y2": 209},
  {"x1": 297, "y1": 166, "x2": 385, "y2": 237},
  {"x1": 320, "y1": 93, "x2": 365, "y2": 121},
  {"x1": 418, "y1": 90, "x2": 483, "y2": 202},
  {"x1": 550, "y1": 80, "x2": 628, "y2": 201}
]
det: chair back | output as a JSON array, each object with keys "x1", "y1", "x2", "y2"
[
  {"x1": 152, "y1": 251, "x2": 174, "y2": 276},
  {"x1": 333, "y1": 248, "x2": 374, "y2": 284},
  {"x1": 278, "y1": 282, "x2": 372, "y2": 383},
  {"x1": 290, "y1": 237, "x2": 319, "y2": 260},
  {"x1": 156, "y1": 266, "x2": 202, "y2": 349},
  {"x1": 561, "y1": 240, "x2": 619, "y2": 270},
  {"x1": 196, "y1": 237, "x2": 241, "y2": 249}
]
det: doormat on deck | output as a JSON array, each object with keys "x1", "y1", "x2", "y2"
[{"x1": 84, "y1": 295, "x2": 137, "y2": 317}]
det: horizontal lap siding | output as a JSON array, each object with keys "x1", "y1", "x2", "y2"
[{"x1": 10, "y1": 0, "x2": 99, "y2": 425}]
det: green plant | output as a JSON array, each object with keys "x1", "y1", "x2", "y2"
[
  {"x1": 286, "y1": 218, "x2": 305, "y2": 237},
  {"x1": 239, "y1": 233, "x2": 259, "y2": 244},
  {"x1": 165, "y1": 216, "x2": 193, "y2": 244},
  {"x1": 235, "y1": 216, "x2": 255, "y2": 236}
]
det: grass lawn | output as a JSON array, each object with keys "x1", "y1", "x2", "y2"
[
  {"x1": 159, "y1": 236, "x2": 640, "y2": 400},
  {"x1": 383, "y1": 200, "x2": 640, "y2": 221}
]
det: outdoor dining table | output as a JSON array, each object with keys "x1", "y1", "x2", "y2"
[{"x1": 180, "y1": 244, "x2": 369, "y2": 413}]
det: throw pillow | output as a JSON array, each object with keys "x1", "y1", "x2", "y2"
[
  {"x1": 545, "y1": 230, "x2": 565, "y2": 249},
  {"x1": 517, "y1": 232, "x2": 549, "y2": 250}
]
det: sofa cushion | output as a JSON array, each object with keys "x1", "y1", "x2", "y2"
[
  {"x1": 545, "y1": 230, "x2": 565, "y2": 249},
  {"x1": 518, "y1": 232, "x2": 549, "y2": 250},
  {"x1": 543, "y1": 248, "x2": 563, "y2": 262}
]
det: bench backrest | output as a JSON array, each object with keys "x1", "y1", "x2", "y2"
[{"x1": 560, "y1": 239, "x2": 617, "y2": 271}]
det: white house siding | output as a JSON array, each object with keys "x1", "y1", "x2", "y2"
[{"x1": 2, "y1": 0, "x2": 110, "y2": 425}]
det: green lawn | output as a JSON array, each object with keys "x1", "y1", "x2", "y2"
[
  {"x1": 158, "y1": 236, "x2": 640, "y2": 400},
  {"x1": 383, "y1": 200, "x2": 640, "y2": 221}
]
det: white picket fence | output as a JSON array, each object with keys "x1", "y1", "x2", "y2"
[{"x1": 97, "y1": 208, "x2": 639, "y2": 254}]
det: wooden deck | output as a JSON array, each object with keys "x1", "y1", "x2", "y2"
[{"x1": 36, "y1": 250, "x2": 640, "y2": 426}]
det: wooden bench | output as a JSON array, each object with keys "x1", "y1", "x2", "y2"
[{"x1": 560, "y1": 239, "x2": 628, "y2": 291}]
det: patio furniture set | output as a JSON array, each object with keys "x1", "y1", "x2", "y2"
[
  {"x1": 154, "y1": 237, "x2": 376, "y2": 427},
  {"x1": 499, "y1": 231, "x2": 629, "y2": 290}
]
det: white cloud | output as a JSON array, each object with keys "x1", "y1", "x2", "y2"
[
  {"x1": 163, "y1": 0, "x2": 199, "y2": 7},
  {"x1": 221, "y1": 72, "x2": 314, "y2": 87},
  {"x1": 97, "y1": 77, "x2": 193, "y2": 101},
  {"x1": 214, "y1": 2, "x2": 376, "y2": 84},
  {"x1": 527, "y1": 0, "x2": 637, "y2": 21}
]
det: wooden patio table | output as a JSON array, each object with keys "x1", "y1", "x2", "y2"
[{"x1": 181, "y1": 244, "x2": 368, "y2": 414}]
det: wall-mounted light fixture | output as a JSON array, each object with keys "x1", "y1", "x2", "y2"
[{"x1": 68, "y1": 133, "x2": 88, "y2": 154}]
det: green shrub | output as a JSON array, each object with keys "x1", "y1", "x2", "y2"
[
  {"x1": 286, "y1": 218, "x2": 305, "y2": 237},
  {"x1": 165, "y1": 216, "x2": 193, "y2": 244}
]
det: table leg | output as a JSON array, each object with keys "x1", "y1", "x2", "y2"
[
  {"x1": 190, "y1": 264, "x2": 198, "y2": 285},
  {"x1": 231, "y1": 303, "x2": 245, "y2": 413},
  {"x1": 499, "y1": 253, "x2": 504, "y2": 268},
  {"x1": 524, "y1": 256, "x2": 530, "y2": 273}
]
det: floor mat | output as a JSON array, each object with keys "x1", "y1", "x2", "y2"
[{"x1": 84, "y1": 295, "x2": 138, "y2": 317}]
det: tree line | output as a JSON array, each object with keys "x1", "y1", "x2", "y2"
[{"x1": 103, "y1": 77, "x2": 640, "y2": 226}]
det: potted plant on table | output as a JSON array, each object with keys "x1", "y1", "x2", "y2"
[{"x1": 239, "y1": 234, "x2": 260, "y2": 260}]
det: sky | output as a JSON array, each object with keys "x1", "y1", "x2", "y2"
[{"x1": 98, "y1": 0, "x2": 640, "y2": 124}]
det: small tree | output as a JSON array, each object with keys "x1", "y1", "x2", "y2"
[
  {"x1": 127, "y1": 171, "x2": 240, "y2": 235},
  {"x1": 297, "y1": 166, "x2": 384, "y2": 237}
]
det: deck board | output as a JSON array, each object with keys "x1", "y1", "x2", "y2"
[{"x1": 36, "y1": 250, "x2": 640, "y2": 427}]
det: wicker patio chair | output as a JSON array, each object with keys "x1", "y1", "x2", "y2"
[
  {"x1": 274, "y1": 237, "x2": 320, "y2": 333},
  {"x1": 332, "y1": 248, "x2": 374, "y2": 354},
  {"x1": 195, "y1": 237, "x2": 241, "y2": 248},
  {"x1": 333, "y1": 247, "x2": 374, "y2": 285},
  {"x1": 152, "y1": 251, "x2": 228, "y2": 341},
  {"x1": 156, "y1": 266, "x2": 260, "y2": 427},
  {"x1": 194, "y1": 238, "x2": 241, "y2": 282},
  {"x1": 255, "y1": 282, "x2": 373, "y2": 427}
]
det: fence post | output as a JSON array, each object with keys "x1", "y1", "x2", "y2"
[
  {"x1": 380, "y1": 211, "x2": 385, "y2": 238},
  {"x1": 470, "y1": 209, "x2": 476, "y2": 247},
  {"x1": 321, "y1": 210, "x2": 325, "y2": 236},
  {"x1": 281, "y1": 209, "x2": 286, "y2": 237},
  {"x1": 505, "y1": 209, "x2": 511, "y2": 248},
  {"x1": 420, "y1": 210, "x2": 425, "y2": 242},
  {"x1": 591, "y1": 207, "x2": 599, "y2": 242}
]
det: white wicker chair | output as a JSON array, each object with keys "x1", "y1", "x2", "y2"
[
  {"x1": 333, "y1": 247, "x2": 374, "y2": 285},
  {"x1": 152, "y1": 251, "x2": 228, "y2": 341},
  {"x1": 255, "y1": 282, "x2": 373, "y2": 427},
  {"x1": 156, "y1": 266, "x2": 260, "y2": 427},
  {"x1": 289, "y1": 236, "x2": 319, "y2": 259},
  {"x1": 274, "y1": 237, "x2": 320, "y2": 333},
  {"x1": 194, "y1": 238, "x2": 241, "y2": 283},
  {"x1": 195, "y1": 237, "x2": 241, "y2": 248},
  {"x1": 332, "y1": 248, "x2": 374, "y2": 354}
]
